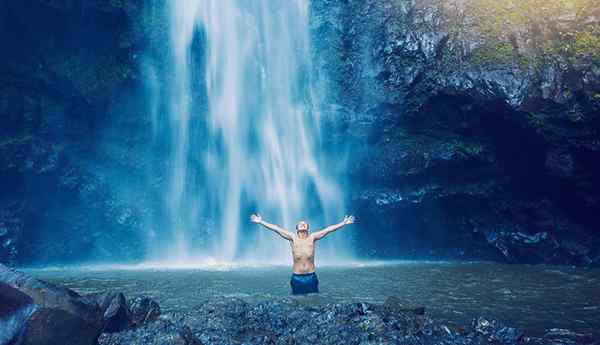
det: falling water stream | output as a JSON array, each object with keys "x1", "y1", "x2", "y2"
[{"x1": 151, "y1": 0, "x2": 348, "y2": 264}]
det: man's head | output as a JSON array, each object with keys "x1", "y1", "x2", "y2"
[{"x1": 296, "y1": 221, "x2": 309, "y2": 237}]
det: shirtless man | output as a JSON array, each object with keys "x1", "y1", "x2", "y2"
[{"x1": 250, "y1": 214, "x2": 355, "y2": 295}]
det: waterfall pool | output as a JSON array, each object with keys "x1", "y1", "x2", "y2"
[{"x1": 25, "y1": 261, "x2": 599, "y2": 337}]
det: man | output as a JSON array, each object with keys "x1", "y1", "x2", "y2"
[{"x1": 250, "y1": 213, "x2": 355, "y2": 295}]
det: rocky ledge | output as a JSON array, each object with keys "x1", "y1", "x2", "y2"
[
  {"x1": 310, "y1": 0, "x2": 600, "y2": 265},
  {"x1": 1, "y1": 264, "x2": 596, "y2": 345}
]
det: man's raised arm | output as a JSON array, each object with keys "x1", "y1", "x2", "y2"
[
  {"x1": 312, "y1": 215, "x2": 355, "y2": 241},
  {"x1": 250, "y1": 214, "x2": 293, "y2": 241}
]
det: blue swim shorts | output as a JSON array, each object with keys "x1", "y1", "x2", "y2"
[{"x1": 290, "y1": 272, "x2": 319, "y2": 295}]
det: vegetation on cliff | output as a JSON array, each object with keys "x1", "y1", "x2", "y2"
[{"x1": 409, "y1": 0, "x2": 600, "y2": 66}]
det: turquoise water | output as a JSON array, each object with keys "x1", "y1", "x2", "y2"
[{"x1": 26, "y1": 261, "x2": 600, "y2": 337}]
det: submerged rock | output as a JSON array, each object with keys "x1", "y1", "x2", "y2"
[
  {"x1": 543, "y1": 328, "x2": 595, "y2": 344},
  {"x1": 0, "y1": 263, "x2": 103, "y2": 345},
  {"x1": 382, "y1": 296, "x2": 425, "y2": 315}
]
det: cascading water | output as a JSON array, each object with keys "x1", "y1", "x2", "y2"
[{"x1": 149, "y1": 0, "x2": 349, "y2": 265}]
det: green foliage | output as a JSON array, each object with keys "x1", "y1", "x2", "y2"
[
  {"x1": 470, "y1": 42, "x2": 515, "y2": 66},
  {"x1": 571, "y1": 28, "x2": 600, "y2": 60}
]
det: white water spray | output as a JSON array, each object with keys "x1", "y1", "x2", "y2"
[{"x1": 153, "y1": 0, "x2": 348, "y2": 264}]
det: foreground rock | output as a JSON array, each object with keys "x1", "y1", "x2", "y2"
[
  {"x1": 88, "y1": 292, "x2": 162, "y2": 333},
  {"x1": 0, "y1": 265, "x2": 167, "y2": 344},
  {"x1": 89, "y1": 292, "x2": 132, "y2": 333},
  {"x1": 99, "y1": 296, "x2": 596, "y2": 345},
  {"x1": 129, "y1": 295, "x2": 161, "y2": 327},
  {"x1": 0, "y1": 263, "x2": 103, "y2": 345},
  {"x1": 99, "y1": 320, "x2": 200, "y2": 345},
  {"x1": 0, "y1": 282, "x2": 37, "y2": 345}
]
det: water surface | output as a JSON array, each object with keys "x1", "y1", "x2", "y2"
[{"x1": 27, "y1": 261, "x2": 600, "y2": 337}]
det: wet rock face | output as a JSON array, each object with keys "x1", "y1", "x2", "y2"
[
  {"x1": 310, "y1": 0, "x2": 600, "y2": 265},
  {"x1": 0, "y1": 0, "x2": 162, "y2": 265},
  {"x1": 0, "y1": 206, "x2": 23, "y2": 266}
]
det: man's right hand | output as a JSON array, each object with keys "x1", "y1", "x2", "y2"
[{"x1": 250, "y1": 214, "x2": 262, "y2": 224}]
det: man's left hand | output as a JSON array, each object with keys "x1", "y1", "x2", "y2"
[{"x1": 343, "y1": 215, "x2": 355, "y2": 225}]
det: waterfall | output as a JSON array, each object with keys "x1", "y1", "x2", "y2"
[{"x1": 150, "y1": 0, "x2": 348, "y2": 264}]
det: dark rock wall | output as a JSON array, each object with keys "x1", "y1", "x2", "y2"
[
  {"x1": 0, "y1": 0, "x2": 599, "y2": 265},
  {"x1": 0, "y1": 0, "x2": 168, "y2": 265},
  {"x1": 310, "y1": 0, "x2": 600, "y2": 264}
]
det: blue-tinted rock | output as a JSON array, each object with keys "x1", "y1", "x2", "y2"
[
  {"x1": 0, "y1": 282, "x2": 38, "y2": 345},
  {"x1": 0, "y1": 264, "x2": 103, "y2": 345},
  {"x1": 129, "y1": 295, "x2": 161, "y2": 327},
  {"x1": 103, "y1": 293, "x2": 131, "y2": 333},
  {"x1": 98, "y1": 319, "x2": 202, "y2": 345}
]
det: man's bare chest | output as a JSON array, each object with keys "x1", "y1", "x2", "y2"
[{"x1": 291, "y1": 238, "x2": 315, "y2": 256}]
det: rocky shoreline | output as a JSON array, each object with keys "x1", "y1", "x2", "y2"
[{"x1": 1, "y1": 264, "x2": 596, "y2": 345}]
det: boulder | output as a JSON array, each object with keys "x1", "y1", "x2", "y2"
[
  {"x1": 129, "y1": 295, "x2": 161, "y2": 327},
  {"x1": 88, "y1": 292, "x2": 162, "y2": 332},
  {"x1": 103, "y1": 293, "x2": 131, "y2": 333},
  {"x1": 0, "y1": 282, "x2": 37, "y2": 345},
  {"x1": 89, "y1": 291, "x2": 119, "y2": 315},
  {"x1": 0, "y1": 263, "x2": 103, "y2": 345}
]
